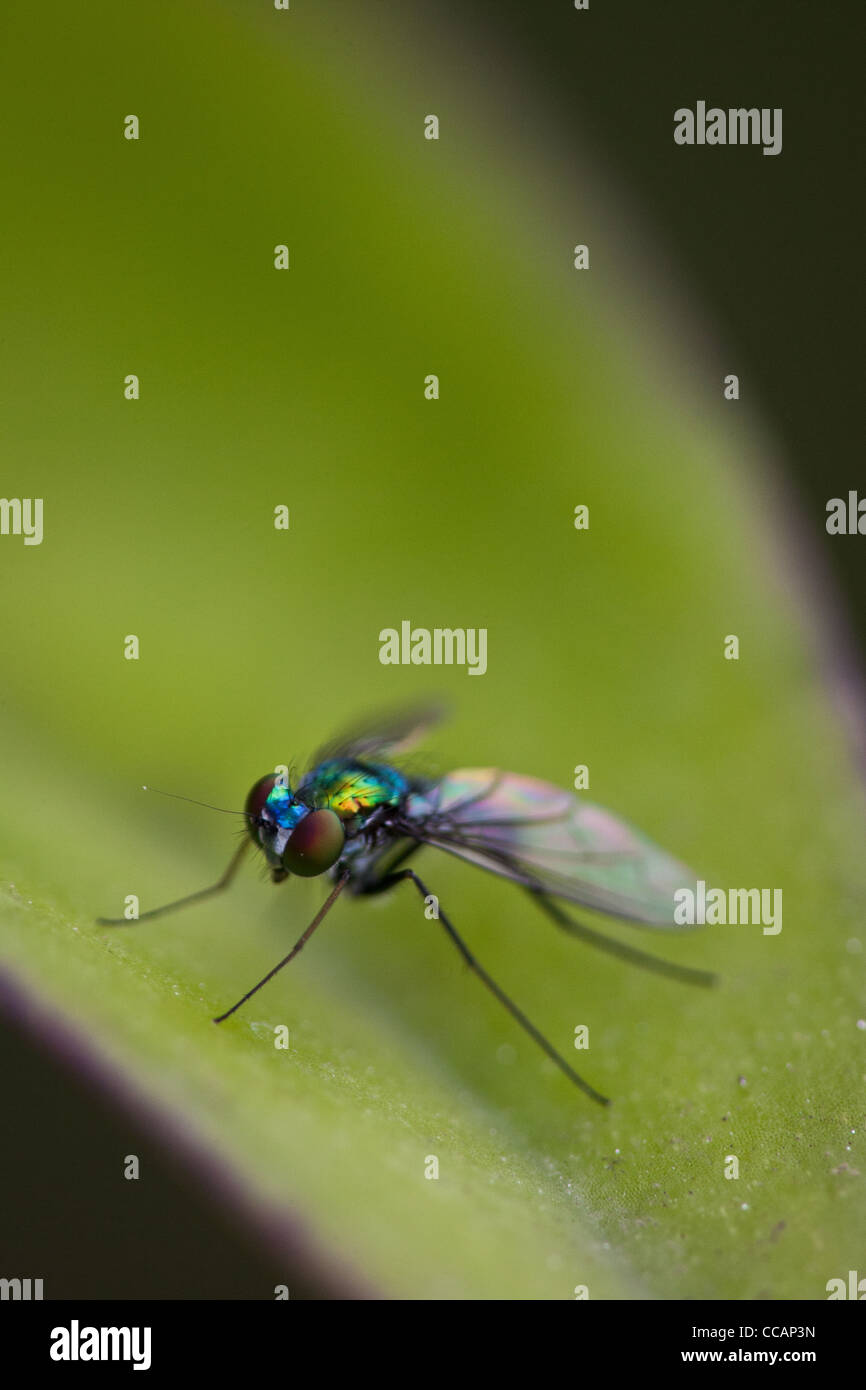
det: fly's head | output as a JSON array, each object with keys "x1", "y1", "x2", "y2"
[{"x1": 244, "y1": 774, "x2": 345, "y2": 881}]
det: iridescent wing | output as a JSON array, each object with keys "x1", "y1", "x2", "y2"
[
  {"x1": 312, "y1": 700, "x2": 449, "y2": 766},
  {"x1": 404, "y1": 769, "x2": 696, "y2": 927}
]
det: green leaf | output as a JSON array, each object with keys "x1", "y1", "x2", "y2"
[{"x1": 1, "y1": 0, "x2": 863, "y2": 1299}]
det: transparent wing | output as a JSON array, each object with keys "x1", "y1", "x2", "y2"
[
  {"x1": 404, "y1": 768, "x2": 696, "y2": 927},
  {"x1": 312, "y1": 700, "x2": 449, "y2": 767}
]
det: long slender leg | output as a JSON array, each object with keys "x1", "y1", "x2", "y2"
[
  {"x1": 213, "y1": 871, "x2": 350, "y2": 1023},
  {"x1": 97, "y1": 840, "x2": 251, "y2": 926},
  {"x1": 379, "y1": 868, "x2": 609, "y2": 1106},
  {"x1": 529, "y1": 890, "x2": 717, "y2": 988}
]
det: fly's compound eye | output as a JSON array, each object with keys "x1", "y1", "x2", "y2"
[
  {"x1": 245, "y1": 774, "x2": 278, "y2": 838},
  {"x1": 281, "y1": 809, "x2": 345, "y2": 877}
]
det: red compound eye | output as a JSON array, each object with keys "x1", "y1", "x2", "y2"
[
  {"x1": 281, "y1": 809, "x2": 345, "y2": 877},
  {"x1": 244, "y1": 774, "x2": 277, "y2": 831}
]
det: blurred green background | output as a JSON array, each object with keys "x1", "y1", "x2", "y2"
[{"x1": 0, "y1": 1, "x2": 863, "y2": 1299}]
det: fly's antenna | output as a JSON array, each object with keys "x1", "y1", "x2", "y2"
[{"x1": 141, "y1": 786, "x2": 246, "y2": 816}]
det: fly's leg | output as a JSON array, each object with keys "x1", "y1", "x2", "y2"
[
  {"x1": 351, "y1": 837, "x2": 421, "y2": 894},
  {"x1": 529, "y1": 890, "x2": 717, "y2": 988},
  {"x1": 213, "y1": 871, "x2": 351, "y2": 1023},
  {"x1": 371, "y1": 867, "x2": 609, "y2": 1106},
  {"x1": 97, "y1": 840, "x2": 251, "y2": 925}
]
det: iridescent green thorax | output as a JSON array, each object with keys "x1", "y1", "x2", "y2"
[{"x1": 297, "y1": 759, "x2": 409, "y2": 822}]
